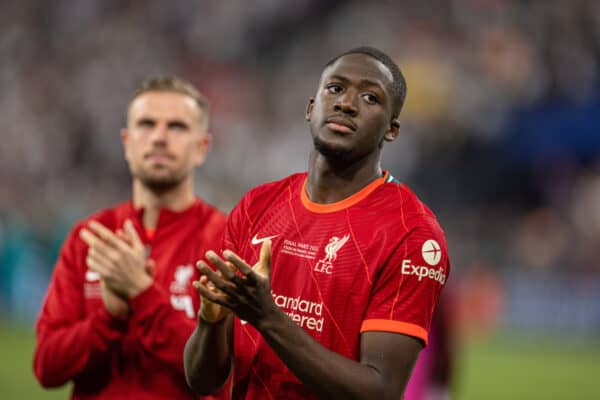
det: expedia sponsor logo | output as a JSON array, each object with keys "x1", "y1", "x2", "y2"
[
  {"x1": 421, "y1": 239, "x2": 442, "y2": 266},
  {"x1": 401, "y1": 259, "x2": 446, "y2": 285}
]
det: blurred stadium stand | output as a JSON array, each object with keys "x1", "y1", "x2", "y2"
[{"x1": 1, "y1": 0, "x2": 599, "y2": 340}]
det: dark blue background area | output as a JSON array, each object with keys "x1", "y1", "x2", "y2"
[{"x1": 501, "y1": 95, "x2": 600, "y2": 166}]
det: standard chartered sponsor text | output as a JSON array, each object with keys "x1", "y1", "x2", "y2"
[{"x1": 272, "y1": 291, "x2": 324, "y2": 332}]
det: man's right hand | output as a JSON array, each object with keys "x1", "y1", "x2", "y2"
[{"x1": 193, "y1": 272, "x2": 231, "y2": 324}]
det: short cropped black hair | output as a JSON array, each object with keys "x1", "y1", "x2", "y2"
[{"x1": 325, "y1": 46, "x2": 407, "y2": 117}]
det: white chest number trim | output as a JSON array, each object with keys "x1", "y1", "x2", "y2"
[{"x1": 170, "y1": 295, "x2": 194, "y2": 319}]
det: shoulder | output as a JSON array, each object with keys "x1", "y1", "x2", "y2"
[
  {"x1": 72, "y1": 201, "x2": 132, "y2": 233},
  {"x1": 58, "y1": 201, "x2": 131, "y2": 256},
  {"x1": 375, "y1": 175, "x2": 444, "y2": 232},
  {"x1": 194, "y1": 198, "x2": 227, "y2": 225},
  {"x1": 192, "y1": 199, "x2": 228, "y2": 241},
  {"x1": 238, "y1": 173, "x2": 305, "y2": 210}
]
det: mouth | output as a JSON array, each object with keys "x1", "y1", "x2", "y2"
[
  {"x1": 325, "y1": 116, "x2": 356, "y2": 134},
  {"x1": 144, "y1": 153, "x2": 174, "y2": 163}
]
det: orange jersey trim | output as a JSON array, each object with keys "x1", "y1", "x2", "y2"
[
  {"x1": 301, "y1": 171, "x2": 389, "y2": 213},
  {"x1": 360, "y1": 319, "x2": 428, "y2": 345},
  {"x1": 145, "y1": 228, "x2": 155, "y2": 240}
]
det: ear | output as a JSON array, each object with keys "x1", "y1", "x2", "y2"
[
  {"x1": 305, "y1": 97, "x2": 315, "y2": 121},
  {"x1": 384, "y1": 118, "x2": 400, "y2": 142},
  {"x1": 193, "y1": 132, "x2": 213, "y2": 167},
  {"x1": 121, "y1": 128, "x2": 131, "y2": 161}
]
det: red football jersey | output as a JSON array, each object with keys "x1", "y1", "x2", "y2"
[
  {"x1": 34, "y1": 199, "x2": 227, "y2": 400},
  {"x1": 223, "y1": 171, "x2": 450, "y2": 400}
]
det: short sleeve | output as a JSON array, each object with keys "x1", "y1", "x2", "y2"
[
  {"x1": 222, "y1": 192, "x2": 251, "y2": 254},
  {"x1": 360, "y1": 217, "x2": 450, "y2": 346}
]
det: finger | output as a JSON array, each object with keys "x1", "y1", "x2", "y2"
[
  {"x1": 222, "y1": 250, "x2": 253, "y2": 277},
  {"x1": 124, "y1": 219, "x2": 144, "y2": 250},
  {"x1": 206, "y1": 251, "x2": 237, "y2": 281},
  {"x1": 197, "y1": 259, "x2": 239, "y2": 297},
  {"x1": 196, "y1": 260, "x2": 233, "y2": 288},
  {"x1": 193, "y1": 277, "x2": 216, "y2": 294},
  {"x1": 144, "y1": 259, "x2": 156, "y2": 276},
  {"x1": 80, "y1": 228, "x2": 102, "y2": 248},
  {"x1": 255, "y1": 239, "x2": 272, "y2": 278},
  {"x1": 82, "y1": 230, "x2": 121, "y2": 264},
  {"x1": 193, "y1": 275, "x2": 208, "y2": 287},
  {"x1": 88, "y1": 221, "x2": 129, "y2": 252},
  {"x1": 223, "y1": 260, "x2": 247, "y2": 287},
  {"x1": 193, "y1": 280, "x2": 230, "y2": 308},
  {"x1": 86, "y1": 254, "x2": 112, "y2": 278},
  {"x1": 116, "y1": 229, "x2": 132, "y2": 246},
  {"x1": 87, "y1": 248, "x2": 115, "y2": 273}
]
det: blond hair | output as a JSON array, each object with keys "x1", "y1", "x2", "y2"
[{"x1": 130, "y1": 76, "x2": 210, "y2": 130}]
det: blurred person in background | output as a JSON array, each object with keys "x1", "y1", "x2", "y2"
[
  {"x1": 33, "y1": 77, "x2": 227, "y2": 399},
  {"x1": 184, "y1": 46, "x2": 450, "y2": 400},
  {"x1": 405, "y1": 292, "x2": 456, "y2": 400}
]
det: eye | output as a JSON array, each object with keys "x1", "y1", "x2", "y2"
[
  {"x1": 168, "y1": 121, "x2": 189, "y2": 132},
  {"x1": 138, "y1": 119, "x2": 155, "y2": 128},
  {"x1": 326, "y1": 84, "x2": 343, "y2": 94},
  {"x1": 362, "y1": 93, "x2": 379, "y2": 104}
]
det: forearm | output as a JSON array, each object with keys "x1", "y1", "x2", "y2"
[
  {"x1": 129, "y1": 284, "x2": 200, "y2": 373},
  {"x1": 34, "y1": 308, "x2": 126, "y2": 387},
  {"x1": 183, "y1": 315, "x2": 233, "y2": 395},
  {"x1": 257, "y1": 308, "x2": 384, "y2": 400}
]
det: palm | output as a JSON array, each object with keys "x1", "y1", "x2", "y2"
[{"x1": 197, "y1": 277, "x2": 231, "y2": 323}]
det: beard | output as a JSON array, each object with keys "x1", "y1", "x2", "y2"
[
  {"x1": 313, "y1": 136, "x2": 354, "y2": 163},
  {"x1": 133, "y1": 167, "x2": 187, "y2": 192}
]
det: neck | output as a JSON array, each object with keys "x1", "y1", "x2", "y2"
[
  {"x1": 132, "y1": 177, "x2": 196, "y2": 228},
  {"x1": 306, "y1": 149, "x2": 382, "y2": 204}
]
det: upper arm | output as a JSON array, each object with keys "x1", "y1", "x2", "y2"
[
  {"x1": 360, "y1": 331, "x2": 423, "y2": 399},
  {"x1": 37, "y1": 226, "x2": 85, "y2": 330},
  {"x1": 222, "y1": 196, "x2": 247, "y2": 252},
  {"x1": 357, "y1": 218, "x2": 450, "y2": 397},
  {"x1": 361, "y1": 218, "x2": 450, "y2": 344}
]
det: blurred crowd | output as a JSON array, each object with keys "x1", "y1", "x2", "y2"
[{"x1": 1, "y1": 0, "x2": 599, "y2": 335}]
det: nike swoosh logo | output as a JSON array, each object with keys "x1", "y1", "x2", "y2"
[{"x1": 251, "y1": 234, "x2": 280, "y2": 245}]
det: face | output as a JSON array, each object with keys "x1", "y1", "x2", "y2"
[
  {"x1": 306, "y1": 53, "x2": 400, "y2": 162},
  {"x1": 121, "y1": 91, "x2": 210, "y2": 191}
]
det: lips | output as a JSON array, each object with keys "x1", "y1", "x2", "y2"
[
  {"x1": 325, "y1": 116, "x2": 356, "y2": 133},
  {"x1": 144, "y1": 153, "x2": 174, "y2": 162}
]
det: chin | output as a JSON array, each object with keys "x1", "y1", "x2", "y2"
[
  {"x1": 142, "y1": 179, "x2": 180, "y2": 192},
  {"x1": 313, "y1": 136, "x2": 353, "y2": 162},
  {"x1": 136, "y1": 169, "x2": 185, "y2": 191}
]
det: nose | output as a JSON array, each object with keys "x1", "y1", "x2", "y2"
[
  {"x1": 333, "y1": 91, "x2": 358, "y2": 117},
  {"x1": 150, "y1": 124, "x2": 168, "y2": 144}
]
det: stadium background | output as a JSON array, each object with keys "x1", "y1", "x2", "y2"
[{"x1": 1, "y1": 1, "x2": 599, "y2": 398}]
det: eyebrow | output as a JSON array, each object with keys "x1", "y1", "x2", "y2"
[
  {"x1": 168, "y1": 120, "x2": 190, "y2": 129},
  {"x1": 135, "y1": 117, "x2": 191, "y2": 129},
  {"x1": 327, "y1": 75, "x2": 385, "y2": 91},
  {"x1": 136, "y1": 117, "x2": 155, "y2": 125}
]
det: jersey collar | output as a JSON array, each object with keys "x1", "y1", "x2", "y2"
[{"x1": 300, "y1": 171, "x2": 388, "y2": 213}]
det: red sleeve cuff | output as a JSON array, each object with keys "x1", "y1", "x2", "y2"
[
  {"x1": 129, "y1": 282, "x2": 170, "y2": 320},
  {"x1": 360, "y1": 319, "x2": 429, "y2": 346}
]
